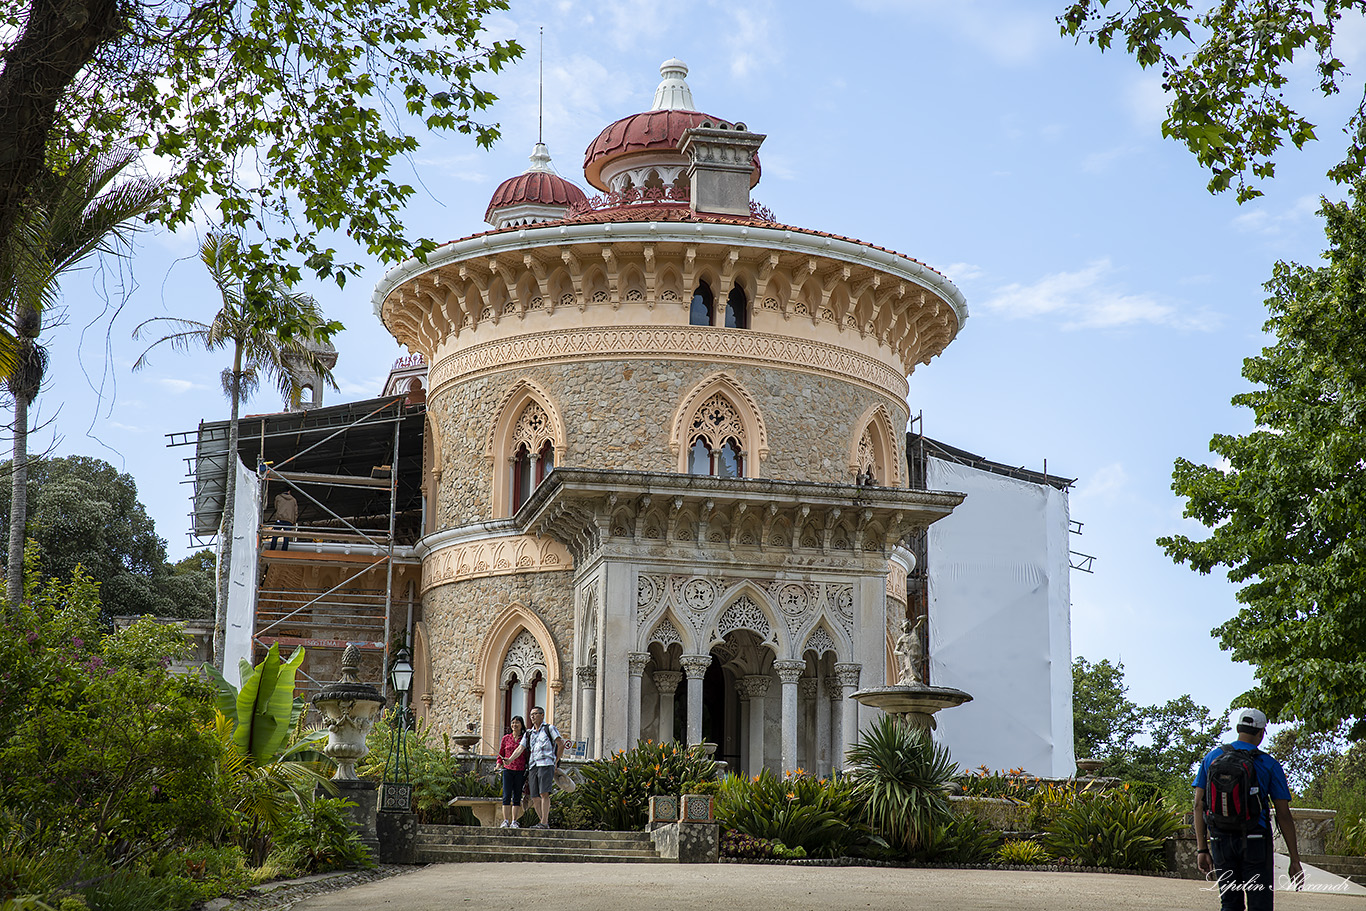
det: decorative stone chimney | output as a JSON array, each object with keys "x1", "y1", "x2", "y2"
[{"x1": 678, "y1": 120, "x2": 766, "y2": 217}]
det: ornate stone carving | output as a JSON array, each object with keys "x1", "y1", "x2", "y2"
[
  {"x1": 804, "y1": 626, "x2": 837, "y2": 659},
  {"x1": 773, "y1": 659, "x2": 806, "y2": 685},
  {"x1": 742, "y1": 674, "x2": 772, "y2": 699},
  {"x1": 824, "y1": 676, "x2": 841, "y2": 702},
  {"x1": 575, "y1": 664, "x2": 597, "y2": 687},
  {"x1": 690, "y1": 393, "x2": 746, "y2": 449},
  {"x1": 501, "y1": 630, "x2": 547, "y2": 686},
  {"x1": 682, "y1": 578, "x2": 715, "y2": 613},
  {"x1": 833, "y1": 662, "x2": 862, "y2": 689},
  {"x1": 653, "y1": 670, "x2": 684, "y2": 694},
  {"x1": 638, "y1": 573, "x2": 661, "y2": 609},
  {"x1": 680, "y1": 654, "x2": 712, "y2": 680},
  {"x1": 428, "y1": 326, "x2": 910, "y2": 402},
  {"x1": 832, "y1": 585, "x2": 855, "y2": 629},
  {"x1": 777, "y1": 583, "x2": 809, "y2": 616},
  {"x1": 799, "y1": 677, "x2": 819, "y2": 700},
  {"x1": 649, "y1": 616, "x2": 683, "y2": 651},
  {"x1": 627, "y1": 651, "x2": 651, "y2": 676},
  {"x1": 420, "y1": 534, "x2": 571, "y2": 593},
  {"x1": 717, "y1": 595, "x2": 772, "y2": 642}
]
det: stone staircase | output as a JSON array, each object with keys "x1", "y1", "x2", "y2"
[
  {"x1": 415, "y1": 825, "x2": 669, "y2": 864},
  {"x1": 1303, "y1": 854, "x2": 1366, "y2": 882}
]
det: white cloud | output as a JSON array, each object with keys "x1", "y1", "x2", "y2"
[
  {"x1": 980, "y1": 258, "x2": 1219, "y2": 330},
  {"x1": 941, "y1": 262, "x2": 984, "y2": 284},
  {"x1": 721, "y1": 3, "x2": 780, "y2": 78},
  {"x1": 1073, "y1": 462, "x2": 1129, "y2": 507},
  {"x1": 157, "y1": 378, "x2": 204, "y2": 394},
  {"x1": 1125, "y1": 74, "x2": 1169, "y2": 131},
  {"x1": 1231, "y1": 194, "x2": 1321, "y2": 236}
]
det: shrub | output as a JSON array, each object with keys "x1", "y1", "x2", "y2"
[
  {"x1": 993, "y1": 838, "x2": 1052, "y2": 866},
  {"x1": 957, "y1": 766, "x2": 1032, "y2": 801},
  {"x1": 921, "y1": 812, "x2": 1002, "y2": 863},
  {"x1": 715, "y1": 770, "x2": 869, "y2": 859},
  {"x1": 1042, "y1": 788, "x2": 1182, "y2": 871},
  {"x1": 574, "y1": 740, "x2": 717, "y2": 831},
  {"x1": 267, "y1": 798, "x2": 374, "y2": 875},
  {"x1": 721, "y1": 830, "x2": 776, "y2": 860},
  {"x1": 846, "y1": 716, "x2": 957, "y2": 857},
  {"x1": 360, "y1": 719, "x2": 498, "y2": 824}
]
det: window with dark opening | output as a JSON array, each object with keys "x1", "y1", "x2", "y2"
[{"x1": 690, "y1": 282, "x2": 714, "y2": 327}]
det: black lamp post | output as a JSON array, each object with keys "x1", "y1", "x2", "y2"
[{"x1": 380, "y1": 644, "x2": 414, "y2": 812}]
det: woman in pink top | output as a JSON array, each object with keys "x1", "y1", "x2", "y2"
[{"x1": 494, "y1": 715, "x2": 527, "y2": 827}]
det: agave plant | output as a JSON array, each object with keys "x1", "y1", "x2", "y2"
[{"x1": 846, "y1": 715, "x2": 958, "y2": 857}]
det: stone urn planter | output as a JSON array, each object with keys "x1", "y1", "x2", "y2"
[
  {"x1": 311, "y1": 644, "x2": 386, "y2": 779},
  {"x1": 1076, "y1": 758, "x2": 1106, "y2": 777}
]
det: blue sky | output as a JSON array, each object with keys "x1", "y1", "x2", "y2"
[{"x1": 39, "y1": 0, "x2": 1364, "y2": 720}]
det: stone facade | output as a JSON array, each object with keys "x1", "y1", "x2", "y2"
[
  {"x1": 418, "y1": 570, "x2": 574, "y2": 739},
  {"x1": 429, "y1": 360, "x2": 907, "y2": 529}
]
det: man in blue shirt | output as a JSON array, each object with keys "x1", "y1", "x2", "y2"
[{"x1": 1193, "y1": 707, "x2": 1303, "y2": 909}]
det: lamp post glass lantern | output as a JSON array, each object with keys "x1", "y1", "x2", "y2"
[{"x1": 381, "y1": 645, "x2": 414, "y2": 812}]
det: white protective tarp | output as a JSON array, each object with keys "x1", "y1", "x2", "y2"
[
  {"x1": 926, "y1": 457, "x2": 1075, "y2": 777},
  {"x1": 220, "y1": 457, "x2": 260, "y2": 686}
]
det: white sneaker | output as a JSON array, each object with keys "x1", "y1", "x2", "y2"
[
  {"x1": 499, "y1": 820, "x2": 508, "y2": 828},
  {"x1": 510, "y1": 820, "x2": 520, "y2": 828}
]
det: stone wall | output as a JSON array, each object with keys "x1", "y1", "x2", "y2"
[
  {"x1": 429, "y1": 360, "x2": 908, "y2": 528},
  {"x1": 420, "y1": 569, "x2": 575, "y2": 735}
]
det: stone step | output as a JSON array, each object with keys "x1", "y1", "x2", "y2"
[
  {"x1": 417, "y1": 832, "x2": 655, "y2": 852},
  {"x1": 417, "y1": 825, "x2": 652, "y2": 844},
  {"x1": 1303, "y1": 854, "x2": 1366, "y2": 878},
  {"x1": 418, "y1": 849, "x2": 669, "y2": 864},
  {"x1": 414, "y1": 824, "x2": 666, "y2": 864}
]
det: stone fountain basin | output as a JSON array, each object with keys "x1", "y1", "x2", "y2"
[{"x1": 852, "y1": 685, "x2": 973, "y2": 716}]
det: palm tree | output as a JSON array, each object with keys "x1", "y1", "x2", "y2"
[
  {"x1": 133, "y1": 233, "x2": 337, "y2": 668},
  {"x1": 1, "y1": 147, "x2": 164, "y2": 607}
]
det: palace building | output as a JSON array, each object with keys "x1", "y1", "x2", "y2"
[{"x1": 195, "y1": 59, "x2": 1076, "y2": 778}]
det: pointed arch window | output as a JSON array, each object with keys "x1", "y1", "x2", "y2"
[
  {"x1": 509, "y1": 401, "x2": 556, "y2": 512},
  {"x1": 688, "y1": 393, "x2": 747, "y2": 478},
  {"x1": 725, "y1": 285, "x2": 748, "y2": 329},
  {"x1": 690, "y1": 282, "x2": 714, "y2": 326}
]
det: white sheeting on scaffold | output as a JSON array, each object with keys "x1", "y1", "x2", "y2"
[{"x1": 926, "y1": 457, "x2": 1075, "y2": 778}]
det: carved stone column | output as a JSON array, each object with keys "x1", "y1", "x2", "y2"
[
  {"x1": 627, "y1": 652, "x2": 650, "y2": 747},
  {"x1": 834, "y1": 663, "x2": 862, "y2": 764},
  {"x1": 799, "y1": 677, "x2": 819, "y2": 773},
  {"x1": 653, "y1": 670, "x2": 683, "y2": 744},
  {"x1": 774, "y1": 660, "x2": 805, "y2": 775},
  {"x1": 743, "y1": 673, "x2": 771, "y2": 775},
  {"x1": 735, "y1": 678, "x2": 750, "y2": 774},
  {"x1": 680, "y1": 654, "x2": 712, "y2": 746},
  {"x1": 575, "y1": 665, "x2": 597, "y2": 759},
  {"x1": 819, "y1": 675, "x2": 836, "y2": 776}
]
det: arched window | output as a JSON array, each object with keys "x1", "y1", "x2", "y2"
[
  {"x1": 725, "y1": 285, "x2": 748, "y2": 329},
  {"x1": 690, "y1": 282, "x2": 714, "y2": 327},
  {"x1": 688, "y1": 393, "x2": 746, "y2": 478},
  {"x1": 509, "y1": 401, "x2": 555, "y2": 512}
]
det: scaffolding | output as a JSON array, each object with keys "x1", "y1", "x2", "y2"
[{"x1": 169, "y1": 395, "x2": 425, "y2": 696}]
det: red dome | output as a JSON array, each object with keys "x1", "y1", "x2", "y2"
[
  {"x1": 484, "y1": 171, "x2": 588, "y2": 222},
  {"x1": 583, "y1": 109, "x2": 761, "y2": 192}
]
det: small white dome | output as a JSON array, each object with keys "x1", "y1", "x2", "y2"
[{"x1": 652, "y1": 58, "x2": 695, "y2": 111}]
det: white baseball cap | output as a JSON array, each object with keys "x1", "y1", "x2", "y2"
[{"x1": 1232, "y1": 707, "x2": 1268, "y2": 731}]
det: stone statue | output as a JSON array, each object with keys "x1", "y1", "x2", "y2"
[{"x1": 894, "y1": 616, "x2": 926, "y2": 687}]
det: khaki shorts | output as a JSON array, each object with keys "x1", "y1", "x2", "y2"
[{"x1": 527, "y1": 765, "x2": 555, "y2": 797}]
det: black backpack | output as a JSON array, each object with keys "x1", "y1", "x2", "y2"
[{"x1": 1204, "y1": 745, "x2": 1265, "y2": 833}]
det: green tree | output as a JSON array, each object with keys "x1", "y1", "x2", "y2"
[
  {"x1": 0, "y1": 0, "x2": 520, "y2": 296},
  {"x1": 1073, "y1": 657, "x2": 1221, "y2": 797},
  {"x1": 1157, "y1": 185, "x2": 1366, "y2": 738},
  {"x1": 0, "y1": 555, "x2": 228, "y2": 865},
  {"x1": 1059, "y1": 1, "x2": 1366, "y2": 202},
  {"x1": 1, "y1": 147, "x2": 163, "y2": 608},
  {"x1": 1072, "y1": 656, "x2": 1141, "y2": 760},
  {"x1": 133, "y1": 233, "x2": 338, "y2": 667},
  {"x1": 0, "y1": 455, "x2": 214, "y2": 620}
]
